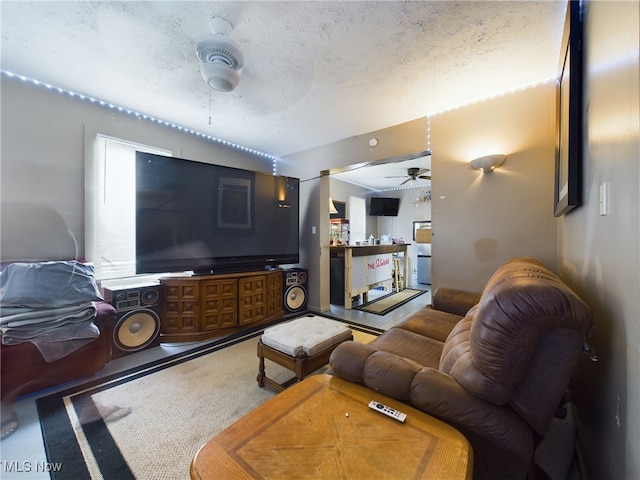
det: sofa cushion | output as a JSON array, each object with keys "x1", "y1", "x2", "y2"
[
  {"x1": 368, "y1": 327, "x2": 443, "y2": 369},
  {"x1": 393, "y1": 307, "x2": 462, "y2": 342},
  {"x1": 439, "y1": 314, "x2": 473, "y2": 373}
]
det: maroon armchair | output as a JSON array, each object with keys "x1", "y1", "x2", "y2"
[
  {"x1": 1, "y1": 301, "x2": 115, "y2": 401},
  {"x1": 0, "y1": 202, "x2": 116, "y2": 438},
  {"x1": 330, "y1": 257, "x2": 594, "y2": 479}
]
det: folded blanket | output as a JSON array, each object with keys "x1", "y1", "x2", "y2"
[
  {"x1": 2, "y1": 321, "x2": 100, "y2": 362},
  {"x1": 1, "y1": 302, "x2": 97, "y2": 326},
  {"x1": 0, "y1": 260, "x2": 105, "y2": 362},
  {"x1": 0, "y1": 260, "x2": 103, "y2": 308},
  {"x1": 1, "y1": 303, "x2": 99, "y2": 362}
]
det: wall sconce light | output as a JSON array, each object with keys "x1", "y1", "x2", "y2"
[
  {"x1": 470, "y1": 154, "x2": 507, "y2": 173},
  {"x1": 329, "y1": 197, "x2": 338, "y2": 214},
  {"x1": 368, "y1": 138, "x2": 378, "y2": 148}
]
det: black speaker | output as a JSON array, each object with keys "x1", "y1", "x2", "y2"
[
  {"x1": 283, "y1": 268, "x2": 308, "y2": 314},
  {"x1": 104, "y1": 284, "x2": 162, "y2": 359}
]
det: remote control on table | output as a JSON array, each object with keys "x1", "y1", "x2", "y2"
[{"x1": 368, "y1": 400, "x2": 407, "y2": 422}]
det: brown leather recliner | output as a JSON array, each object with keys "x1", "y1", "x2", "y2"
[{"x1": 329, "y1": 257, "x2": 593, "y2": 479}]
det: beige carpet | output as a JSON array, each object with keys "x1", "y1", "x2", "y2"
[
  {"x1": 67, "y1": 323, "x2": 376, "y2": 479},
  {"x1": 355, "y1": 288, "x2": 426, "y2": 315}
]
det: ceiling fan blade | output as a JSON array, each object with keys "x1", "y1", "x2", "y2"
[
  {"x1": 418, "y1": 175, "x2": 431, "y2": 180},
  {"x1": 400, "y1": 178, "x2": 413, "y2": 185},
  {"x1": 415, "y1": 169, "x2": 430, "y2": 176},
  {"x1": 384, "y1": 175, "x2": 409, "y2": 179}
]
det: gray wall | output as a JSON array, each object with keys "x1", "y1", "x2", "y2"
[
  {"x1": 430, "y1": 82, "x2": 558, "y2": 291},
  {"x1": 1, "y1": 77, "x2": 274, "y2": 261},
  {"x1": 563, "y1": 3, "x2": 640, "y2": 478}
]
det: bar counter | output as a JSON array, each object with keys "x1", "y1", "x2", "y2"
[{"x1": 330, "y1": 244, "x2": 410, "y2": 309}]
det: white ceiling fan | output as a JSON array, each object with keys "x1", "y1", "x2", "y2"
[
  {"x1": 195, "y1": 17, "x2": 244, "y2": 92},
  {"x1": 386, "y1": 167, "x2": 432, "y2": 185}
]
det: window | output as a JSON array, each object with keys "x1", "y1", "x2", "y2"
[
  {"x1": 348, "y1": 195, "x2": 366, "y2": 244},
  {"x1": 85, "y1": 135, "x2": 171, "y2": 280}
]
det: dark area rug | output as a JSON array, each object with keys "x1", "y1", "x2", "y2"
[{"x1": 354, "y1": 289, "x2": 427, "y2": 315}]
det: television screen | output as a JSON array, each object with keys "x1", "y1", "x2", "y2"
[
  {"x1": 135, "y1": 152, "x2": 300, "y2": 274},
  {"x1": 369, "y1": 197, "x2": 400, "y2": 216}
]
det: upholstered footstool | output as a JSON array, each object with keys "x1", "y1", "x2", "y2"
[{"x1": 257, "y1": 315, "x2": 353, "y2": 392}]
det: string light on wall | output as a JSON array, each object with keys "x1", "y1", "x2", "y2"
[
  {"x1": 429, "y1": 78, "x2": 555, "y2": 117},
  {"x1": 1, "y1": 70, "x2": 280, "y2": 171}
]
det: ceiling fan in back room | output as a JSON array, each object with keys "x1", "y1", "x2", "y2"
[{"x1": 385, "y1": 167, "x2": 432, "y2": 186}]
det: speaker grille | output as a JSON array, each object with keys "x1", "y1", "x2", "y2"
[
  {"x1": 283, "y1": 268, "x2": 308, "y2": 314},
  {"x1": 114, "y1": 309, "x2": 161, "y2": 352},
  {"x1": 104, "y1": 284, "x2": 163, "y2": 358},
  {"x1": 284, "y1": 285, "x2": 306, "y2": 311}
]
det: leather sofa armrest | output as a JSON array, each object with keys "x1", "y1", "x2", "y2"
[
  {"x1": 432, "y1": 288, "x2": 481, "y2": 316},
  {"x1": 329, "y1": 341, "x2": 378, "y2": 384},
  {"x1": 409, "y1": 368, "x2": 533, "y2": 459},
  {"x1": 330, "y1": 343, "x2": 423, "y2": 402}
]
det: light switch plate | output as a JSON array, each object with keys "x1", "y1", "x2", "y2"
[{"x1": 599, "y1": 182, "x2": 608, "y2": 216}]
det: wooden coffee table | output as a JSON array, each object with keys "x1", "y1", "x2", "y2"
[{"x1": 190, "y1": 374, "x2": 473, "y2": 479}]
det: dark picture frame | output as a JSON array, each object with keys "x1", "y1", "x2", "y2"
[
  {"x1": 217, "y1": 176, "x2": 253, "y2": 230},
  {"x1": 554, "y1": 0, "x2": 583, "y2": 217}
]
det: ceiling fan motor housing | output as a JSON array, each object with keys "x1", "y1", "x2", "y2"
[{"x1": 195, "y1": 35, "x2": 244, "y2": 92}]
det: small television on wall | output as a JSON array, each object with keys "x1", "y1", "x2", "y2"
[{"x1": 369, "y1": 197, "x2": 400, "y2": 216}]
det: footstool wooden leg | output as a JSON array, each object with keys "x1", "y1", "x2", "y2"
[
  {"x1": 294, "y1": 352, "x2": 307, "y2": 382},
  {"x1": 257, "y1": 343, "x2": 266, "y2": 388}
]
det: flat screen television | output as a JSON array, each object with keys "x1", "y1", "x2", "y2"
[
  {"x1": 135, "y1": 152, "x2": 300, "y2": 274},
  {"x1": 369, "y1": 197, "x2": 400, "y2": 216}
]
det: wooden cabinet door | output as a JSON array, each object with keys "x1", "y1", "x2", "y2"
[
  {"x1": 201, "y1": 278, "x2": 237, "y2": 330},
  {"x1": 266, "y1": 270, "x2": 283, "y2": 317},
  {"x1": 238, "y1": 274, "x2": 267, "y2": 325},
  {"x1": 161, "y1": 269, "x2": 283, "y2": 341},
  {"x1": 162, "y1": 280, "x2": 199, "y2": 334}
]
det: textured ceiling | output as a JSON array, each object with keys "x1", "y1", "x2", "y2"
[{"x1": 1, "y1": 1, "x2": 566, "y2": 167}]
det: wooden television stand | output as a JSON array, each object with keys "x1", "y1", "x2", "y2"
[{"x1": 159, "y1": 269, "x2": 284, "y2": 343}]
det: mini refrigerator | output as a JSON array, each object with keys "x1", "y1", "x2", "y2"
[{"x1": 417, "y1": 243, "x2": 431, "y2": 285}]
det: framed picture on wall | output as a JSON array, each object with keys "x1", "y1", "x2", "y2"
[
  {"x1": 554, "y1": 0, "x2": 583, "y2": 217},
  {"x1": 217, "y1": 176, "x2": 254, "y2": 230}
]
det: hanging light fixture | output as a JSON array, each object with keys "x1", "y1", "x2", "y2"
[{"x1": 329, "y1": 198, "x2": 338, "y2": 214}]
